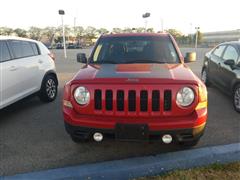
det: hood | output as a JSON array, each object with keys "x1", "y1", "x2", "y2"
[{"x1": 72, "y1": 63, "x2": 199, "y2": 85}]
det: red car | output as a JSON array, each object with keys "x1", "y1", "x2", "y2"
[{"x1": 63, "y1": 33, "x2": 207, "y2": 146}]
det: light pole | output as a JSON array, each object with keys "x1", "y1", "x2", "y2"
[
  {"x1": 59, "y1": 10, "x2": 67, "y2": 59},
  {"x1": 142, "y1": 12, "x2": 151, "y2": 32},
  {"x1": 74, "y1": 17, "x2": 76, "y2": 37},
  {"x1": 189, "y1": 23, "x2": 193, "y2": 44},
  {"x1": 195, "y1": 27, "x2": 200, "y2": 51},
  {"x1": 161, "y1": 18, "x2": 164, "y2": 32}
]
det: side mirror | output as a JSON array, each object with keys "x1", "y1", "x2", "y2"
[
  {"x1": 224, "y1": 59, "x2": 235, "y2": 66},
  {"x1": 184, "y1": 52, "x2": 196, "y2": 63},
  {"x1": 77, "y1": 53, "x2": 87, "y2": 63}
]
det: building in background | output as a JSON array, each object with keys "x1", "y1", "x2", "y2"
[{"x1": 202, "y1": 30, "x2": 240, "y2": 47}]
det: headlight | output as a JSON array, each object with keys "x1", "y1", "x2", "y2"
[
  {"x1": 176, "y1": 87, "x2": 195, "y2": 107},
  {"x1": 74, "y1": 86, "x2": 90, "y2": 105}
]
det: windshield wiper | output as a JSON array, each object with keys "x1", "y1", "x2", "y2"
[{"x1": 125, "y1": 60, "x2": 167, "y2": 64}]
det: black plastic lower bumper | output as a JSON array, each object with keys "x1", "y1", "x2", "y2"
[{"x1": 64, "y1": 122, "x2": 205, "y2": 143}]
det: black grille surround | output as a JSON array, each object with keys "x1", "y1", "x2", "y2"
[{"x1": 94, "y1": 89, "x2": 172, "y2": 113}]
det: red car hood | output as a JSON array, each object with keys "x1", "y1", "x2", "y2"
[{"x1": 71, "y1": 63, "x2": 200, "y2": 85}]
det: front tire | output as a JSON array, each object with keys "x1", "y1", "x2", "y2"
[
  {"x1": 233, "y1": 84, "x2": 240, "y2": 113},
  {"x1": 201, "y1": 68, "x2": 211, "y2": 87},
  {"x1": 39, "y1": 75, "x2": 58, "y2": 102}
]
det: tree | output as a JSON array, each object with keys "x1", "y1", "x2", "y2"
[
  {"x1": 14, "y1": 28, "x2": 27, "y2": 37},
  {"x1": 75, "y1": 26, "x2": 84, "y2": 38},
  {"x1": 84, "y1": 26, "x2": 97, "y2": 40},
  {"x1": 0, "y1": 27, "x2": 13, "y2": 35},
  {"x1": 64, "y1": 25, "x2": 71, "y2": 38},
  {"x1": 136, "y1": 27, "x2": 145, "y2": 33},
  {"x1": 112, "y1": 28, "x2": 122, "y2": 33},
  {"x1": 28, "y1": 26, "x2": 42, "y2": 40},
  {"x1": 146, "y1": 28, "x2": 154, "y2": 33},
  {"x1": 123, "y1": 28, "x2": 133, "y2": 33},
  {"x1": 96, "y1": 28, "x2": 109, "y2": 35},
  {"x1": 42, "y1": 27, "x2": 56, "y2": 44},
  {"x1": 165, "y1": 29, "x2": 193, "y2": 45},
  {"x1": 165, "y1": 29, "x2": 183, "y2": 39}
]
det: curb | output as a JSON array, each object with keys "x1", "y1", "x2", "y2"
[{"x1": 3, "y1": 143, "x2": 240, "y2": 180}]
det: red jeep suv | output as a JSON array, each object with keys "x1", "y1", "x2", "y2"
[{"x1": 63, "y1": 33, "x2": 207, "y2": 146}]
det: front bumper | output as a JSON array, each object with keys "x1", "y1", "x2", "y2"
[
  {"x1": 63, "y1": 104, "x2": 207, "y2": 142},
  {"x1": 64, "y1": 121, "x2": 206, "y2": 142}
]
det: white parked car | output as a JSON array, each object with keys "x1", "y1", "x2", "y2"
[{"x1": 0, "y1": 36, "x2": 58, "y2": 109}]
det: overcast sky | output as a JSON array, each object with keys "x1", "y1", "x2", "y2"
[{"x1": 0, "y1": 0, "x2": 239, "y2": 34}]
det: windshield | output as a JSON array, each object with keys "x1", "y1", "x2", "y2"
[{"x1": 90, "y1": 36, "x2": 180, "y2": 64}]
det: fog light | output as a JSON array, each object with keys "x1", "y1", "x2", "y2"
[
  {"x1": 93, "y1": 132, "x2": 103, "y2": 142},
  {"x1": 162, "y1": 134, "x2": 172, "y2": 144}
]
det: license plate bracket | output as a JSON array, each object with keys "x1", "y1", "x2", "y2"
[{"x1": 115, "y1": 124, "x2": 149, "y2": 140}]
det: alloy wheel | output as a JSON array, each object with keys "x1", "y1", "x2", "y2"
[
  {"x1": 46, "y1": 79, "x2": 56, "y2": 99},
  {"x1": 234, "y1": 87, "x2": 240, "y2": 110},
  {"x1": 201, "y1": 69, "x2": 207, "y2": 84}
]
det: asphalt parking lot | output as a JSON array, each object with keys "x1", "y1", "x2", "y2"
[{"x1": 0, "y1": 48, "x2": 239, "y2": 176}]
